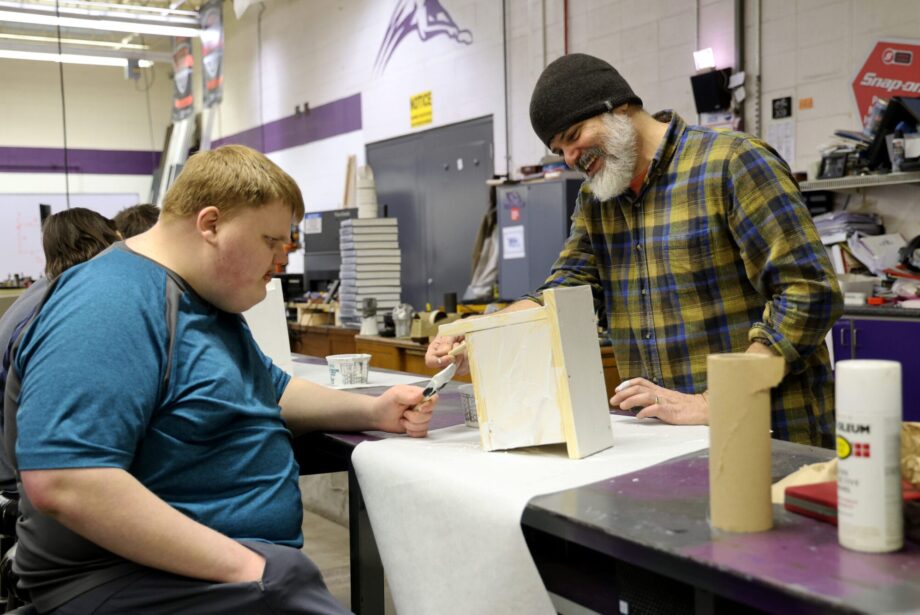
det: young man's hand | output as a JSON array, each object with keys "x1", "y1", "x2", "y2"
[{"x1": 371, "y1": 385, "x2": 436, "y2": 437}]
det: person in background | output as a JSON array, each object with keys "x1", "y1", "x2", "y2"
[
  {"x1": 427, "y1": 53, "x2": 842, "y2": 448},
  {"x1": 113, "y1": 203, "x2": 159, "y2": 238},
  {"x1": 9, "y1": 145, "x2": 436, "y2": 614},
  {"x1": 0, "y1": 208, "x2": 120, "y2": 491}
]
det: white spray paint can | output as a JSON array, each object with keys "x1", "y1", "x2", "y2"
[{"x1": 836, "y1": 360, "x2": 902, "y2": 553}]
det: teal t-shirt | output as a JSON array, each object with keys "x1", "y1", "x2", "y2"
[{"x1": 14, "y1": 245, "x2": 300, "y2": 604}]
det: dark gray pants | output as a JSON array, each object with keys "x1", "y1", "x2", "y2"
[{"x1": 46, "y1": 541, "x2": 351, "y2": 614}]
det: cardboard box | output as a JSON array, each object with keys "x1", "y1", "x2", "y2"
[{"x1": 837, "y1": 273, "x2": 878, "y2": 295}]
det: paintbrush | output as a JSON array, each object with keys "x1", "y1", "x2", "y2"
[
  {"x1": 413, "y1": 342, "x2": 468, "y2": 412},
  {"x1": 446, "y1": 341, "x2": 467, "y2": 358}
]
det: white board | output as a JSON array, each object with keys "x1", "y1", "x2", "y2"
[
  {"x1": 0, "y1": 193, "x2": 140, "y2": 279},
  {"x1": 243, "y1": 278, "x2": 294, "y2": 374}
]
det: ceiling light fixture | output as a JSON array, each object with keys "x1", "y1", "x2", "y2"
[
  {"x1": 0, "y1": 32, "x2": 148, "y2": 50},
  {"x1": 693, "y1": 48, "x2": 716, "y2": 72},
  {"x1": 63, "y1": 0, "x2": 199, "y2": 18},
  {"x1": 0, "y1": 48, "x2": 153, "y2": 67},
  {"x1": 0, "y1": 9, "x2": 201, "y2": 38}
]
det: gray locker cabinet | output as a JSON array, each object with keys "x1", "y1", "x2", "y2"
[
  {"x1": 367, "y1": 117, "x2": 493, "y2": 310},
  {"x1": 497, "y1": 178, "x2": 580, "y2": 300}
]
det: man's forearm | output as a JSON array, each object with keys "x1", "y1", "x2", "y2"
[
  {"x1": 21, "y1": 467, "x2": 263, "y2": 583},
  {"x1": 746, "y1": 340, "x2": 790, "y2": 376},
  {"x1": 279, "y1": 377, "x2": 377, "y2": 435},
  {"x1": 499, "y1": 298, "x2": 541, "y2": 314}
]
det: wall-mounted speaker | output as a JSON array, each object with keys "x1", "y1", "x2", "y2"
[{"x1": 690, "y1": 68, "x2": 732, "y2": 114}]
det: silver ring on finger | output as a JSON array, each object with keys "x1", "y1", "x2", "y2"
[{"x1": 655, "y1": 394, "x2": 660, "y2": 406}]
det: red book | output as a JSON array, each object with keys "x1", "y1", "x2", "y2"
[{"x1": 784, "y1": 481, "x2": 920, "y2": 526}]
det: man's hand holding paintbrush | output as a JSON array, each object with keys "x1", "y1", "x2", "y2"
[
  {"x1": 424, "y1": 337, "x2": 470, "y2": 374},
  {"x1": 424, "y1": 299, "x2": 541, "y2": 374}
]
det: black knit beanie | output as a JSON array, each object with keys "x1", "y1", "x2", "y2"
[{"x1": 529, "y1": 53, "x2": 642, "y2": 148}]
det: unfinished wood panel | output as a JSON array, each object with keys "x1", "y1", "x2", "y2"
[
  {"x1": 289, "y1": 325, "x2": 351, "y2": 357},
  {"x1": 440, "y1": 286, "x2": 612, "y2": 459},
  {"x1": 328, "y1": 328, "x2": 358, "y2": 355},
  {"x1": 544, "y1": 287, "x2": 613, "y2": 459},
  {"x1": 468, "y1": 317, "x2": 565, "y2": 451},
  {"x1": 404, "y1": 347, "x2": 472, "y2": 382},
  {"x1": 292, "y1": 326, "x2": 330, "y2": 357},
  {"x1": 354, "y1": 337, "x2": 402, "y2": 371}
]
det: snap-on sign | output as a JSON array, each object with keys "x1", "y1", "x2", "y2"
[{"x1": 852, "y1": 40, "x2": 920, "y2": 126}]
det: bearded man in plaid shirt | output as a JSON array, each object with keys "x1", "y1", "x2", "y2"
[{"x1": 429, "y1": 53, "x2": 842, "y2": 447}]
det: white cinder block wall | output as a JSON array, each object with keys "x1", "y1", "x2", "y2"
[
  {"x1": 750, "y1": 0, "x2": 920, "y2": 239},
  {"x1": 0, "y1": 61, "x2": 173, "y2": 197},
  {"x1": 3, "y1": 0, "x2": 920, "y2": 273}
]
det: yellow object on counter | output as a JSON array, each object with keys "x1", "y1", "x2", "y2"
[{"x1": 903, "y1": 422, "x2": 920, "y2": 488}]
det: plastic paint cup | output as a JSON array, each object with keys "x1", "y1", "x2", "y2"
[
  {"x1": 458, "y1": 383, "x2": 478, "y2": 428},
  {"x1": 325, "y1": 354, "x2": 371, "y2": 386}
]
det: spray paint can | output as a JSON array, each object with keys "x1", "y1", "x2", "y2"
[
  {"x1": 836, "y1": 360, "x2": 902, "y2": 553},
  {"x1": 862, "y1": 97, "x2": 888, "y2": 138}
]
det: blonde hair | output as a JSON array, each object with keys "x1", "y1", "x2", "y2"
[{"x1": 162, "y1": 145, "x2": 305, "y2": 221}]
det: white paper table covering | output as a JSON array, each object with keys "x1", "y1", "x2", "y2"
[{"x1": 352, "y1": 415, "x2": 710, "y2": 615}]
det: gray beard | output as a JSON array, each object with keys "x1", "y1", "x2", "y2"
[{"x1": 580, "y1": 113, "x2": 639, "y2": 201}]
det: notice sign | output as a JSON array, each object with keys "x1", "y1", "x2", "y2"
[
  {"x1": 410, "y1": 91, "x2": 432, "y2": 128},
  {"x1": 502, "y1": 225, "x2": 525, "y2": 260},
  {"x1": 852, "y1": 39, "x2": 920, "y2": 126},
  {"x1": 303, "y1": 213, "x2": 322, "y2": 234}
]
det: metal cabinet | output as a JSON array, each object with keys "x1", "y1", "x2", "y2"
[
  {"x1": 496, "y1": 177, "x2": 581, "y2": 300},
  {"x1": 832, "y1": 316, "x2": 920, "y2": 421},
  {"x1": 366, "y1": 117, "x2": 494, "y2": 311}
]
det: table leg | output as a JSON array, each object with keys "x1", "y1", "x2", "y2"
[{"x1": 349, "y1": 467, "x2": 385, "y2": 615}]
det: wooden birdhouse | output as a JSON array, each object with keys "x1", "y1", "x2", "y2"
[{"x1": 438, "y1": 285, "x2": 613, "y2": 459}]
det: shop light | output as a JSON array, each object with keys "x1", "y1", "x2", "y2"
[
  {"x1": 693, "y1": 47, "x2": 716, "y2": 72},
  {"x1": 0, "y1": 9, "x2": 200, "y2": 38},
  {"x1": 0, "y1": 32, "x2": 148, "y2": 50},
  {"x1": 0, "y1": 48, "x2": 153, "y2": 67}
]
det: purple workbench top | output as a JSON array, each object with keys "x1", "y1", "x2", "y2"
[
  {"x1": 524, "y1": 442, "x2": 920, "y2": 613},
  {"x1": 293, "y1": 354, "x2": 466, "y2": 447}
]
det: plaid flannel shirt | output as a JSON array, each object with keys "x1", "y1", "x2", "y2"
[{"x1": 531, "y1": 112, "x2": 842, "y2": 447}]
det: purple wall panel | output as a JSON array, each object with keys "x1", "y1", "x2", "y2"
[
  {"x1": 213, "y1": 93, "x2": 362, "y2": 152},
  {"x1": 0, "y1": 93, "x2": 360, "y2": 175},
  {"x1": 0, "y1": 147, "x2": 160, "y2": 175}
]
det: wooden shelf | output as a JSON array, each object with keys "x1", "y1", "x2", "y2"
[
  {"x1": 800, "y1": 171, "x2": 920, "y2": 192},
  {"x1": 289, "y1": 324, "x2": 357, "y2": 357}
]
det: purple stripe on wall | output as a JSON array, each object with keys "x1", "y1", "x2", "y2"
[
  {"x1": 213, "y1": 93, "x2": 362, "y2": 152},
  {"x1": 0, "y1": 147, "x2": 160, "y2": 175},
  {"x1": 0, "y1": 92, "x2": 360, "y2": 175}
]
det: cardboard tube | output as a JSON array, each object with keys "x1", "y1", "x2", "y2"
[
  {"x1": 708, "y1": 353, "x2": 784, "y2": 532},
  {"x1": 426, "y1": 311, "x2": 447, "y2": 325}
]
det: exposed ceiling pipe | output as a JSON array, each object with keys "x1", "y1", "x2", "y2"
[
  {"x1": 563, "y1": 0, "x2": 568, "y2": 55},
  {"x1": 735, "y1": 0, "x2": 744, "y2": 129},
  {"x1": 502, "y1": 0, "x2": 510, "y2": 174},
  {"x1": 116, "y1": 0, "x2": 191, "y2": 51},
  {"x1": 754, "y1": 0, "x2": 762, "y2": 137},
  {"x1": 541, "y1": 0, "x2": 546, "y2": 67},
  {"x1": 55, "y1": 0, "x2": 71, "y2": 207}
]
